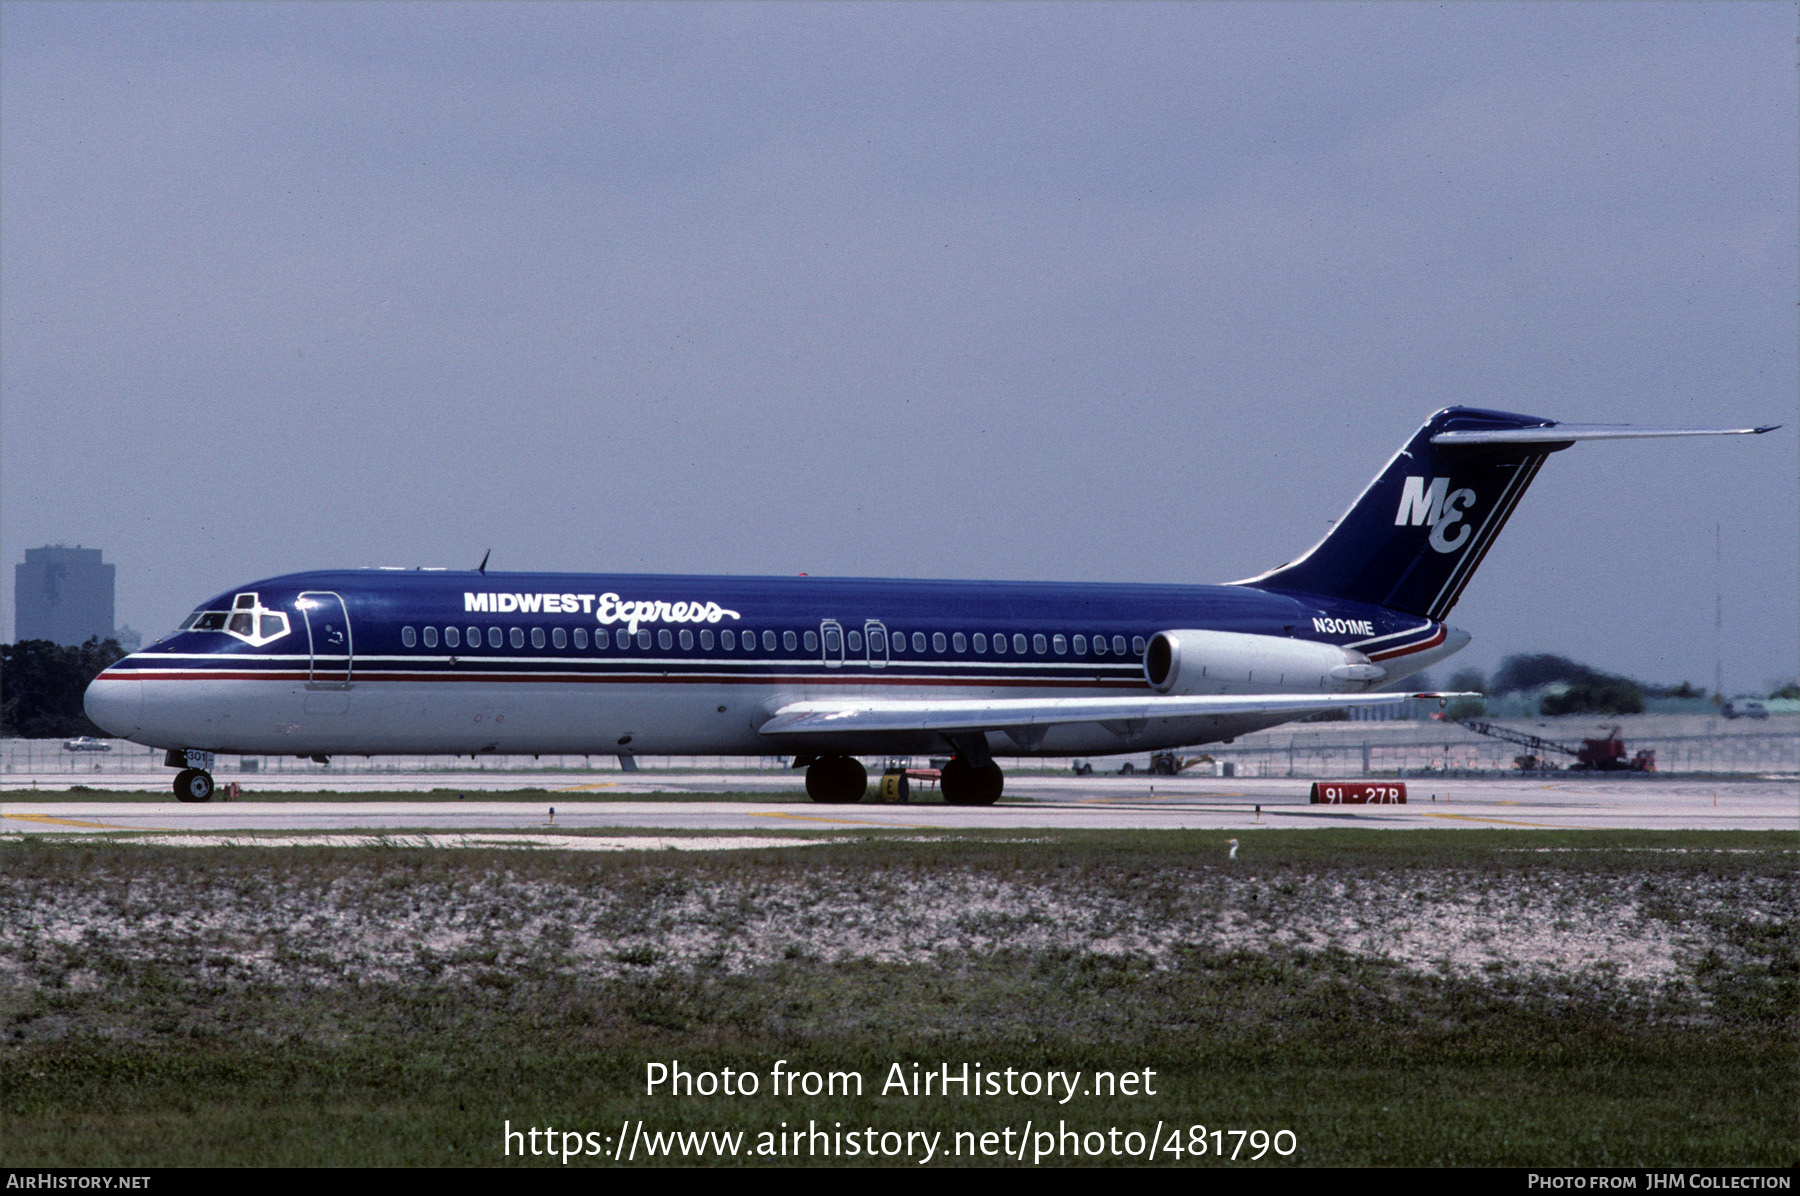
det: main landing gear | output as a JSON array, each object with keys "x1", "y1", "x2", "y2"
[
  {"x1": 939, "y1": 756, "x2": 1003, "y2": 806},
  {"x1": 801, "y1": 753, "x2": 1004, "y2": 806},
  {"x1": 174, "y1": 768, "x2": 215, "y2": 803},
  {"x1": 804, "y1": 756, "x2": 868, "y2": 804}
]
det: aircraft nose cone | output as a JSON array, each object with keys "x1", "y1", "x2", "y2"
[{"x1": 84, "y1": 673, "x2": 143, "y2": 737}]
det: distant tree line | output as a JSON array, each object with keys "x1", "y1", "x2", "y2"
[
  {"x1": 1485, "y1": 655, "x2": 1641, "y2": 715},
  {"x1": 1432, "y1": 653, "x2": 1769, "y2": 718},
  {"x1": 1, "y1": 638, "x2": 125, "y2": 737}
]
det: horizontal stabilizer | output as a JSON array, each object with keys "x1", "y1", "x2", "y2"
[
  {"x1": 1241, "y1": 406, "x2": 1779, "y2": 623},
  {"x1": 761, "y1": 692, "x2": 1476, "y2": 737},
  {"x1": 1432, "y1": 423, "x2": 1778, "y2": 446}
]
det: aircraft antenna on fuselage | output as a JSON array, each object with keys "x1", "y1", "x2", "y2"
[{"x1": 476, "y1": 549, "x2": 490, "y2": 575}]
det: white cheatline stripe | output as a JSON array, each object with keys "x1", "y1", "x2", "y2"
[
  {"x1": 121, "y1": 656, "x2": 1148, "y2": 677},
  {"x1": 125, "y1": 652, "x2": 1147, "y2": 672},
  {"x1": 1427, "y1": 455, "x2": 1539, "y2": 619},
  {"x1": 110, "y1": 666, "x2": 1151, "y2": 688},
  {"x1": 124, "y1": 652, "x2": 311, "y2": 661},
  {"x1": 1347, "y1": 621, "x2": 1437, "y2": 651},
  {"x1": 1432, "y1": 454, "x2": 1545, "y2": 619}
]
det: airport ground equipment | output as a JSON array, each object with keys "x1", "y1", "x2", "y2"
[
  {"x1": 1453, "y1": 719, "x2": 1655, "y2": 772},
  {"x1": 877, "y1": 768, "x2": 910, "y2": 802}
]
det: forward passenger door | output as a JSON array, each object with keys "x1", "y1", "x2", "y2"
[{"x1": 297, "y1": 591, "x2": 353, "y2": 688}]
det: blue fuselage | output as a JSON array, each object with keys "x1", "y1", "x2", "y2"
[{"x1": 86, "y1": 570, "x2": 1462, "y2": 759}]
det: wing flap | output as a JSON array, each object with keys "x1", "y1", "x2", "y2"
[{"x1": 760, "y1": 691, "x2": 1470, "y2": 736}]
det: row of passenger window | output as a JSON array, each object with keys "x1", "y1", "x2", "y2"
[
  {"x1": 397, "y1": 624, "x2": 1149, "y2": 659},
  {"x1": 880, "y1": 630, "x2": 1147, "y2": 657}
]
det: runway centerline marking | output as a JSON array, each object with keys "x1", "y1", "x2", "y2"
[
  {"x1": 753, "y1": 811, "x2": 942, "y2": 829},
  {"x1": 3, "y1": 812, "x2": 150, "y2": 830},
  {"x1": 1423, "y1": 812, "x2": 1564, "y2": 828},
  {"x1": 1069, "y1": 791, "x2": 1254, "y2": 803}
]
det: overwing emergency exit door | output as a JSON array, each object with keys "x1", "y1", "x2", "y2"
[{"x1": 864, "y1": 620, "x2": 889, "y2": 669}]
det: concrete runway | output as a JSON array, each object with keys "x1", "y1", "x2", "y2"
[{"x1": 2, "y1": 770, "x2": 1794, "y2": 834}]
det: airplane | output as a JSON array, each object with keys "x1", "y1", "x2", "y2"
[{"x1": 83, "y1": 406, "x2": 1775, "y2": 805}]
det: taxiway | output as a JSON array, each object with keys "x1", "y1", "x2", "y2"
[{"x1": 2, "y1": 773, "x2": 1792, "y2": 835}]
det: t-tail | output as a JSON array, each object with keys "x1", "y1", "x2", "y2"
[{"x1": 1239, "y1": 406, "x2": 1778, "y2": 621}]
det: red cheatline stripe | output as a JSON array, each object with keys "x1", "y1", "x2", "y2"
[
  {"x1": 1366, "y1": 625, "x2": 1445, "y2": 662},
  {"x1": 105, "y1": 671, "x2": 314, "y2": 682}
]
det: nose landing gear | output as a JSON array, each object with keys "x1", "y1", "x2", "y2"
[
  {"x1": 165, "y1": 749, "x2": 217, "y2": 803},
  {"x1": 174, "y1": 768, "x2": 215, "y2": 803}
]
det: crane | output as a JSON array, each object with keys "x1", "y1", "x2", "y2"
[{"x1": 1450, "y1": 719, "x2": 1655, "y2": 772}]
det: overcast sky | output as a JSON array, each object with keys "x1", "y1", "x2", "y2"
[{"x1": 3, "y1": 1, "x2": 1795, "y2": 693}]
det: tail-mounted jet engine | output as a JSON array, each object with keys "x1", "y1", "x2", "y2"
[{"x1": 1144, "y1": 629, "x2": 1386, "y2": 695}]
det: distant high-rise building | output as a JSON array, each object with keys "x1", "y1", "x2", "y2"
[{"x1": 14, "y1": 545, "x2": 116, "y2": 646}]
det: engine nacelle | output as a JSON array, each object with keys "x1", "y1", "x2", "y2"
[{"x1": 1144, "y1": 629, "x2": 1386, "y2": 695}]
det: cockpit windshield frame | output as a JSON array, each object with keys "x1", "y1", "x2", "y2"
[{"x1": 180, "y1": 593, "x2": 291, "y2": 647}]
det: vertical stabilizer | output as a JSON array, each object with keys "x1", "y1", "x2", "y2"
[{"x1": 1239, "y1": 407, "x2": 1562, "y2": 620}]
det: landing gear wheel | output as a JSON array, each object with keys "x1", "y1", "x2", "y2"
[
  {"x1": 174, "y1": 769, "x2": 215, "y2": 803},
  {"x1": 940, "y1": 757, "x2": 1003, "y2": 806},
  {"x1": 804, "y1": 756, "x2": 868, "y2": 804}
]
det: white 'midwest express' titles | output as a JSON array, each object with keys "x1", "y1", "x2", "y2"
[{"x1": 464, "y1": 591, "x2": 741, "y2": 634}]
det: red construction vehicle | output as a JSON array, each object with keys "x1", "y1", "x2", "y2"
[
  {"x1": 1452, "y1": 719, "x2": 1655, "y2": 772},
  {"x1": 1572, "y1": 725, "x2": 1656, "y2": 771}
]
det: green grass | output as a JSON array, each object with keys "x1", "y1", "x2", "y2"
[
  {"x1": 2, "y1": 830, "x2": 1794, "y2": 1166},
  {"x1": 5, "y1": 1020, "x2": 1788, "y2": 1166}
]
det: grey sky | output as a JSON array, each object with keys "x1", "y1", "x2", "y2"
[{"x1": 3, "y1": 1, "x2": 1795, "y2": 693}]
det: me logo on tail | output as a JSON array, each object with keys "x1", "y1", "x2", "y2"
[{"x1": 1395, "y1": 476, "x2": 1477, "y2": 553}]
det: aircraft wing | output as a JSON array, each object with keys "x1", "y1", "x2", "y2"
[{"x1": 760, "y1": 691, "x2": 1470, "y2": 737}]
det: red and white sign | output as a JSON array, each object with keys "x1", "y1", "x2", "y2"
[{"x1": 1310, "y1": 781, "x2": 1407, "y2": 804}]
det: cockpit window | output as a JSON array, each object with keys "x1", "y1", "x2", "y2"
[{"x1": 183, "y1": 593, "x2": 291, "y2": 647}]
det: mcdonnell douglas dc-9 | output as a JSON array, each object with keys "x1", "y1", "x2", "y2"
[{"x1": 85, "y1": 407, "x2": 1774, "y2": 804}]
